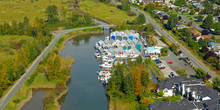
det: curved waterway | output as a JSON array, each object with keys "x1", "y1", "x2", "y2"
[
  {"x1": 22, "y1": 28, "x2": 110, "y2": 110},
  {"x1": 59, "y1": 31, "x2": 110, "y2": 110}
]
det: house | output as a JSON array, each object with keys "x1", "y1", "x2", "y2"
[
  {"x1": 192, "y1": 35, "x2": 203, "y2": 42},
  {"x1": 154, "y1": 0, "x2": 163, "y2": 2},
  {"x1": 167, "y1": 3, "x2": 179, "y2": 9},
  {"x1": 208, "y1": 42, "x2": 220, "y2": 55},
  {"x1": 193, "y1": 4, "x2": 204, "y2": 11},
  {"x1": 179, "y1": 6, "x2": 190, "y2": 13},
  {"x1": 152, "y1": 76, "x2": 220, "y2": 110},
  {"x1": 145, "y1": 46, "x2": 162, "y2": 56},
  {"x1": 204, "y1": 38, "x2": 215, "y2": 43},
  {"x1": 201, "y1": 35, "x2": 209, "y2": 39},
  {"x1": 189, "y1": 28, "x2": 202, "y2": 37}
]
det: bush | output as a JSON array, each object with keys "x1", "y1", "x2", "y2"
[
  {"x1": 175, "y1": 68, "x2": 188, "y2": 77},
  {"x1": 158, "y1": 90, "x2": 164, "y2": 97}
]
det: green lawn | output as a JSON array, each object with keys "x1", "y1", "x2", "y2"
[
  {"x1": 0, "y1": 35, "x2": 33, "y2": 63},
  {"x1": 80, "y1": 0, "x2": 136, "y2": 24},
  {"x1": 0, "y1": 0, "x2": 70, "y2": 23}
]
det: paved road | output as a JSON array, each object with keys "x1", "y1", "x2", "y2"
[
  {"x1": 112, "y1": 1, "x2": 216, "y2": 79},
  {"x1": 0, "y1": 24, "x2": 111, "y2": 110}
]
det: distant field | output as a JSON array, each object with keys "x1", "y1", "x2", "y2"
[
  {"x1": 80, "y1": 0, "x2": 136, "y2": 24},
  {"x1": 0, "y1": 0, "x2": 70, "y2": 23},
  {"x1": 0, "y1": 35, "x2": 33, "y2": 63}
]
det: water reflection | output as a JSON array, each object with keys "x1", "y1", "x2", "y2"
[{"x1": 71, "y1": 33, "x2": 102, "y2": 46}]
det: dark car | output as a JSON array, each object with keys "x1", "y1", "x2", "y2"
[{"x1": 178, "y1": 57, "x2": 182, "y2": 60}]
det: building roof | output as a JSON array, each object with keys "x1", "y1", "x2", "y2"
[
  {"x1": 201, "y1": 35, "x2": 209, "y2": 39},
  {"x1": 204, "y1": 38, "x2": 215, "y2": 43},
  {"x1": 150, "y1": 99, "x2": 199, "y2": 110},
  {"x1": 147, "y1": 47, "x2": 162, "y2": 54},
  {"x1": 157, "y1": 75, "x2": 187, "y2": 89}
]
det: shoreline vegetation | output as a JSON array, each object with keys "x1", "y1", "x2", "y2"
[{"x1": 4, "y1": 28, "x2": 103, "y2": 110}]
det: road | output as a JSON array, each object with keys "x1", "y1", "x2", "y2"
[
  {"x1": 112, "y1": 1, "x2": 216, "y2": 79},
  {"x1": 0, "y1": 23, "x2": 111, "y2": 109}
]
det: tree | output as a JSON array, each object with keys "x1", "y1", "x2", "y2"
[
  {"x1": 144, "y1": 3, "x2": 155, "y2": 12},
  {"x1": 174, "y1": 0, "x2": 186, "y2": 7},
  {"x1": 206, "y1": 57, "x2": 218, "y2": 67},
  {"x1": 141, "y1": 97, "x2": 154, "y2": 106},
  {"x1": 190, "y1": 9, "x2": 195, "y2": 15},
  {"x1": 124, "y1": 73, "x2": 135, "y2": 96},
  {"x1": 188, "y1": 21, "x2": 192, "y2": 26},
  {"x1": 202, "y1": 29, "x2": 209, "y2": 35},
  {"x1": 198, "y1": 38, "x2": 207, "y2": 47},
  {"x1": 178, "y1": 16, "x2": 182, "y2": 20},
  {"x1": 212, "y1": 77, "x2": 220, "y2": 89},
  {"x1": 135, "y1": 14, "x2": 146, "y2": 25},
  {"x1": 195, "y1": 68, "x2": 207, "y2": 80},
  {"x1": 203, "y1": 0, "x2": 213, "y2": 14},
  {"x1": 46, "y1": 5, "x2": 59, "y2": 24},
  {"x1": 121, "y1": 0, "x2": 130, "y2": 11},
  {"x1": 161, "y1": 47, "x2": 169, "y2": 56},
  {"x1": 132, "y1": 65, "x2": 143, "y2": 96},
  {"x1": 163, "y1": 6, "x2": 169, "y2": 12},
  {"x1": 211, "y1": 22, "x2": 220, "y2": 35},
  {"x1": 141, "y1": 68, "x2": 150, "y2": 87},
  {"x1": 200, "y1": 46, "x2": 209, "y2": 53},
  {"x1": 197, "y1": 15, "x2": 204, "y2": 22},
  {"x1": 158, "y1": 90, "x2": 164, "y2": 97},
  {"x1": 175, "y1": 68, "x2": 188, "y2": 77},
  {"x1": 167, "y1": 14, "x2": 178, "y2": 29},
  {"x1": 202, "y1": 15, "x2": 213, "y2": 29}
]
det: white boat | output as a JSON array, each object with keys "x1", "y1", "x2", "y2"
[
  {"x1": 99, "y1": 61, "x2": 113, "y2": 68},
  {"x1": 130, "y1": 54, "x2": 139, "y2": 59},
  {"x1": 95, "y1": 52, "x2": 101, "y2": 58},
  {"x1": 94, "y1": 42, "x2": 100, "y2": 49}
]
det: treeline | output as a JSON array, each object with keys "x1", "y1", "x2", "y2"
[
  {"x1": 107, "y1": 57, "x2": 156, "y2": 109},
  {"x1": 0, "y1": 17, "x2": 50, "y2": 37},
  {"x1": 45, "y1": 5, "x2": 94, "y2": 28},
  {"x1": 0, "y1": 17, "x2": 52, "y2": 98}
]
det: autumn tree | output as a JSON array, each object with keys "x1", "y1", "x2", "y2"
[{"x1": 132, "y1": 65, "x2": 143, "y2": 96}]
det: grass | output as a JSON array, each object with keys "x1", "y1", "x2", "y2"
[
  {"x1": 109, "y1": 96, "x2": 139, "y2": 110},
  {"x1": 80, "y1": 0, "x2": 136, "y2": 24},
  {"x1": 0, "y1": 35, "x2": 33, "y2": 63},
  {"x1": 31, "y1": 74, "x2": 57, "y2": 87},
  {"x1": 0, "y1": 0, "x2": 70, "y2": 23}
]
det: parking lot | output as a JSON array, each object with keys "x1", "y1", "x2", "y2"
[
  {"x1": 160, "y1": 51, "x2": 196, "y2": 77},
  {"x1": 158, "y1": 60, "x2": 178, "y2": 78}
]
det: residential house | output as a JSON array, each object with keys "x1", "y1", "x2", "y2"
[
  {"x1": 179, "y1": 6, "x2": 190, "y2": 13},
  {"x1": 167, "y1": 3, "x2": 179, "y2": 9},
  {"x1": 204, "y1": 38, "x2": 215, "y2": 43},
  {"x1": 152, "y1": 76, "x2": 220, "y2": 110},
  {"x1": 192, "y1": 35, "x2": 203, "y2": 42},
  {"x1": 201, "y1": 35, "x2": 209, "y2": 39},
  {"x1": 208, "y1": 42, "x2": 220, "y2": 56},
  {"x1": 193, "y1": 4, "x2": 204, "y2": 11},
  {"x1": 154, "y1": 0, "x2": 164, "y2": 2}
]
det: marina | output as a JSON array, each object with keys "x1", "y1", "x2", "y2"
[{"x1": 94, "y1": 30, "x2": 146, "y2": 84}]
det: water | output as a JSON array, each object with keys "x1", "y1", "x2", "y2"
[
  {"x1": 22, "y1": 89, "x2": 50, "y2": 110},
  {"x1": 59, "y1": 33, "x2": 109, "y2": 110}
]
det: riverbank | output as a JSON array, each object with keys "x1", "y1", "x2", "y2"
[{"x1": 4, "y1": 28, "x2": 103, "y2": 110}]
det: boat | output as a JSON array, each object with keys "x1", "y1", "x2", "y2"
[
  {"x1": 95, "y1": 52, "x2": 101, "y2": 58},
  {"x1": 94, "y1": 42, "x2": 100, "y2": 49},
  {"x1": 99, "y1": 61, "x2": 113, "y2": 69}
]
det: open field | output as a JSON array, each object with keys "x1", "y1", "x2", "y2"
[
  {"x1": 0, "y1": 0, "x2": 70, "y2": 23},
  {"x1": 0, "y1": 35, "x2": 33, "y2": 63},
  {"x1": 80, "y1": 0, "x2": 136, "y2": 24}
]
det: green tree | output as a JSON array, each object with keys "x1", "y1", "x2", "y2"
[
  {"x1": 121, "y1": 0, "x2": 130, "y2": 11},
  {"x1": 175, "y1": 68, "x2": 188, "y2": 77},
  {"x1": 46, "y1": 5, "x2": 59, "y2": 24},
  {"x1": 141, "y1": 68, "x2": 150, "y2": 87},
  {"x1": 174, "y1": 0, "x2": 186, "y2": 7},
  {"x1": 167, "y1": 14, "x2": 178, "y2": 29},
  {"x1": 197, "y1": 15, "x2": 204, "y2": 22},
  {"x1": 212, "y1": 77, "x2": 220, "y2": 89},
  {"x1": 163, "y1": 6, "x2": 169, "y2": 12},
  {"x1": 135, "y1": 14, "x2": 146, "y2": 25},
  {"x1": 124, "y1": 73, "x2": 135, "y2": 96},
  {"x1": 195, "y1": 68, "x2": 207, "y2": 80},
  {"x1": 161, "y1": 47, "x2": 169, "y2": 56},
  {"x1": 202, "y1": 15, "x2": 213, "y2": 29},
  {"x1": 144, "y1": 3, "x2": 155, "y2": 12},
  {"x1": 198, "y1": 38, "x2": 207, "y2": 47},
  {"x1": 190, "y1": 9, "x2": 195, "y2": 15},
  {"x1": 211, "y1": 22, "x2": 220, "y2": 35},
  {"x1": 158, "y1": 90, "x2": 164, "y2": 97}
]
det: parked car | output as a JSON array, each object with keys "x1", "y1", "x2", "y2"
[
  {"x1": 168, "y1": 62, "x2": 173, "y2": 64},
  {"x1": 178, "y1": 57, "x2": 182, "y2": 60}
]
